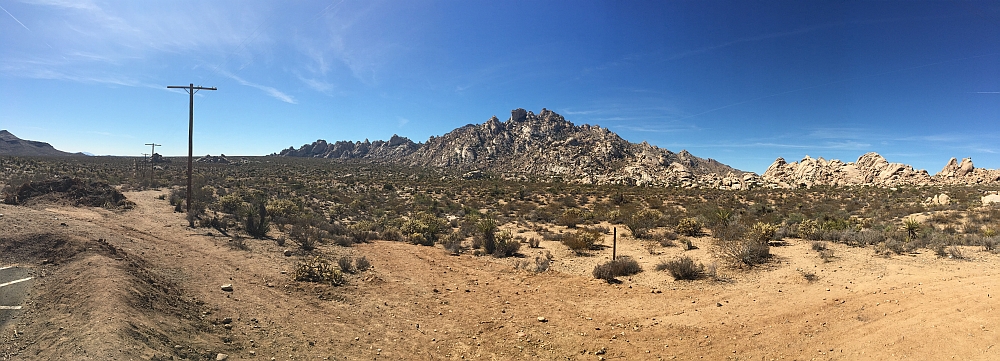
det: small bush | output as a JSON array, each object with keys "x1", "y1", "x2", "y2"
[
  {"x1": 528, "y1": 237, "x2": 541, "y2": 248},
  {"x1": 241, "y1": 196, "x2": 270, "y2": 239},
  {"x1": 441, "y1": 231, "x2": 465, "y2": 255},
  {"x1": 337, "y1": 256, "x2": 355, "y2": 274},
  {"x1": 592, "y1": 256, "x2": 642, "y2": 282},
  {"x1": 811, "y1": 241, "x2": 827, "y2": 251},
  {"x1": 716, "y1": 228, "x2": 770, "y2": 267},
  {"x1": 626, "y1": 209, "x2": 663, "y2": 239},
  {"x1": 675, "y1": 217, "x2": 702, "y2": 237},
  {"x1": 797, "y1": 219, "x2": 819, "y2": 240},
  {"x1": 558, "y1": 208, "x2": 583, "y2": 228},
  {"x1": 355, "y1": 256, "x2": 371, "y2": 272},
  {"x1": 658, "y1": 256, "x2": 704, "y2": 281},
  {"x1": 491, "y1": 230, "x2": 520, "y2": 258},
  {"x1": 562, "y1": 229, "x2": 602, "y2": 254},
  {"x1": 294, "y1": 257, "x2": 344, "y2": 286}
]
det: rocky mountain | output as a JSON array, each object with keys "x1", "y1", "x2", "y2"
[
  {"x1": 279, "y1": 108, "x2": 751, "y2": 188},
  {"x1": 0, "y1": 130, "x2": 82, "y2": 157},
  {"x1": 763, "y1": 153, "x2": 1000, "y2": 188}
]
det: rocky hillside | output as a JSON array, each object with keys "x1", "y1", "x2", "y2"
[
  {"x1": 0, "y1": 130, "x2": 82, "y2": 157},
  {"x1": 278, "y1": 108, "x2": 751, "y2": 188},
  {"x1": 763, "y1": 153, "x2": 1000, "y2": 188}
]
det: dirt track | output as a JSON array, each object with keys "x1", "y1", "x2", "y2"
[{"x1": 2, "y1": 190, "x2": 999, "y2": 360}]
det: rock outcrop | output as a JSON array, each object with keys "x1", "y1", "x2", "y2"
[
  {"x1": 762, "y1": 152, "x2": 931, "y2": 188},
  {"x1": 763, "y1": 153, "x2": 1000, "y2": 188},
  {"x1": 0, "y1": 130, "x2": 83, "y2": 157},
  {"x1": 278, "y1": 108, "x2": 749, "y2": 188},
  {"x1": 935, "y1": 157, "x2": 1000, "y2": 185}
]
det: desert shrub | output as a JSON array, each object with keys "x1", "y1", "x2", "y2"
[
  {"x1": 294, "y1": 257, "x2": 344, "y2": 286},
  {"x1": 558, "y1": 208, "x2": 583, "y2": 228},
  {"x1": 475, "y1": 217, "x2": 499, "y2": 254},
  {"x1": 491, "y1": 230, "x2": 521, "y2": 258},
  {"x1": 561, "y1": 229, "x2": 602, "y2": 254},
  {"x1": 675, "y1": 217, "x2": 702, "y2": 237},
  {"x1": 592, "y1": 256, "x2": 642, "y2": 282},
  {"x1": 710, "y1": 222, "x2": 744, "y2": 242},
  {"x1": 626, "y1": 209, "x2": 662, "y2": 239},
  {"x1": 241, "y1": 196, "x2": 271, "y2": 239},
  {"x1": 746, "y1": 222, "x2": 777, "y2": 244},
  {"x1": 515, "y1": 256, "x2": 551, "y2": 273},
  {"x1": 811, "y1": 241, "x2": 827, "y2": 251},
  {"x1": 266, "y1": 198, "x2": 300, "y2": 225},
  {"x1": 402, "y1": 211, "x2": 447, "y2": 246},
  {"x1": 348, "y1": 220, "x2": 380, "y2": 243},
  {"x1": 441, "y1": 230, "x2": 465, "y2": 255},
  {"x1": 355, "y1": 256, "x2": 371, "y2": 272},
  {"x1": 216, "y1": 193, "x2": 244, "y2": 214},
  {"x1": 658, "y1": 256, "x2": 704, "y2": 281},
  {"x1": 528, "y1": 237, "x2": 541, "y2": 248},
  {"x1": 797, "y1": 219, "x2": 819, "y2": 240},
  {"x1": 983, "y1": 227, "x2": 997, "y2": 238},
  {"x1": 337, "y1": 256, "x2": 355, "y2": 274},
  {"x1": 982, "y1": 236, "x2": 998, "y2": 252},
  {"x1": 716, "y1": 225, "x2": 770, "y2": 267},
  {"x1": 948, "y1": 245, "x2": 965, "y2": 259},
  {"x1": 652, "y1": 233, "x2": 674, "y2": 247},
  {"x1": 289, "y1": 223, "x2": 326, "y2": 251}
]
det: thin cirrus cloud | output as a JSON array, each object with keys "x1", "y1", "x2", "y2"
[{"x1": 221, "y1": 71, "x2": 296, "y2": 104}]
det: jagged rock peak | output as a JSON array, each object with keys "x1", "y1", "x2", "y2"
[{"x1": 275, "y1": 108, "x2": 748, "y2": 188}]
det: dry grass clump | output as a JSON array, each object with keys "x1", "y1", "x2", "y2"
[
  {"x1": 294, "y1": 256, "x2": 345, "y2": 286},
  {"x1": 656, "y1": 256, "x2": 704, "y2": 280}
]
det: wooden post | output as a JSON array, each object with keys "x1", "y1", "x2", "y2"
[{"x1": 612, "y1": 227, "x2": 617, "y2": 260}]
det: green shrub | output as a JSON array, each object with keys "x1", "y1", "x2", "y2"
[
  {"x1": 593, "y1": 256, "x2": 642, "y2": 282},
  {"x1": 294, "y1": 257, "x2": 344, "y2": 286},
  {"x1": 626, "y1": 209, "x2": 662, "y2": 238},
  {"x1": 675, "y1": 217, "x2": 702, "y2": 237},
  {"x1": 402, "y1": 211, "x2": 447, "y2": 246},
  {"x1": 797, "y1": 219, "x2": 819, "y2": 240}
]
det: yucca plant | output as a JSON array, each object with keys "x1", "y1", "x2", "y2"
[{"x1": 902, "y1": 218, "x2": 921, "y2": 242}]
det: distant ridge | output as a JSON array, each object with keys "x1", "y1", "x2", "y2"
[
  {"x1": 762, "y1": 152, "x2": 1000, "y2": 188},
  {"x1": 0, "y1": 130, "x2": 84, "y2": 157},
  {"x1": 278, "y1": 108, "x2": 754, "y2": 188}
]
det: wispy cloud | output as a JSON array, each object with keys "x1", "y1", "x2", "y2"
[
  {"x1": 221, "y1": 71, "x2": 296, "y2": 104},
  {"x1": 1, "y1": 3, "x2": 31, "y2": 30},
  {"x1": 397, "y1": 117, "x2": 409, "y2": 128},
  {"x1": 665, "y1": 23, "x2": 838, "y2": 62}
]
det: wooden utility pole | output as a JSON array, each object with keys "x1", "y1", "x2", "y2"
[
  {"x1": 145, "y1": 143, "x2": 161, "y2": 185},
  {"x1": 166, "y1": 83, "x2": 216, "y2": 213},
  {"x1": 612, "y1": 227, "x2": 617, "y2": 261}
]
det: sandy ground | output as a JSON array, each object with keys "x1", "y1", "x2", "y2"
[{"x1": 1, "y1": 190, "x2": 999, "y2": 360}]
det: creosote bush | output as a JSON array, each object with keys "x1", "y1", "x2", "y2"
[
  {"x1": 626, "y1": 209, "x2": 662, "y2": 239},
  {"x1": 593, "y1": 256, "x2": 642, "y2": 282}
]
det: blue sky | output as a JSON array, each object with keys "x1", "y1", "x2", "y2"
[{"x1": 2, "y1": 0, "x2": 999, "y2": 173}]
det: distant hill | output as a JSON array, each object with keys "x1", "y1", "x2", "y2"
[
  {"x1": 277, "y1": 108, "x2": 753, "y2": 188},
  {"x1": 0, "y1": 130, "x2": 83, "y2": 157}
]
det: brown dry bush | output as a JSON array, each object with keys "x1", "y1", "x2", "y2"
[
  {"x1": 561, "y1": 229, "x2": 603, "y2": 254},
  {"x1": 592, "y1": 256, "x2": 642, "y2": 282},
  {"x1": 657, "y1": 256, "x2": 704, "y2": 280}
]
